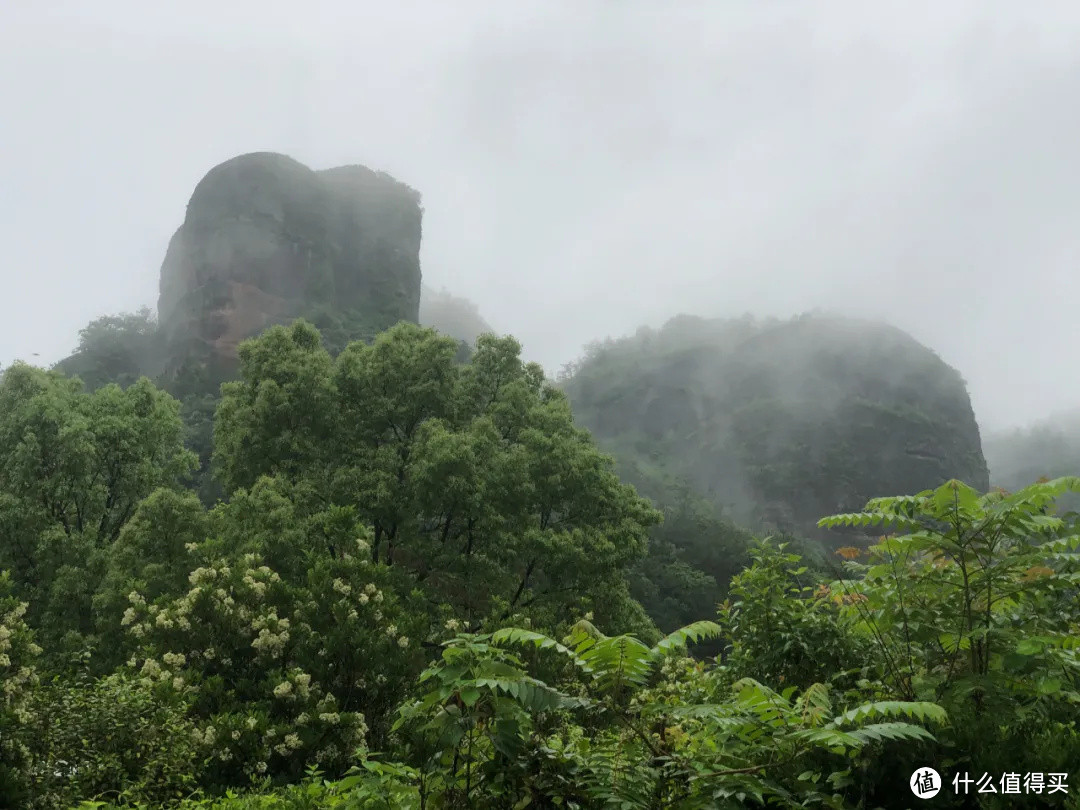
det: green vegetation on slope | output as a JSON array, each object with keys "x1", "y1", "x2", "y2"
[
  {"x1": 985, "y1": 408, "x2": 1080, "y2": 511},
  {"x1": 2, "y1": 319, "x2": 1077, "y2": 809},
  {"x1": 52, "y1": 308, "x2": 166, "y2": 393},
  {"x1": 419, "y1": 286, "x2": 494, "y2": 348}
]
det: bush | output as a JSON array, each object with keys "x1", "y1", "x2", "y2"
[{"x1": 23, "y1": 672, "x2": 202, "y2": 808}]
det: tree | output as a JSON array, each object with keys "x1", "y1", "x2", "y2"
[
  {"x1": 54, "y1": 308, "x2": 164, "y2": 392},
  {"x1": 91, "y1": 488, "x2": 210, "y2": 671},
  {"x1": 119, "y1": 510, "x2": 426, "y2": 788},
  {"x1": 718, "y1": 540, "x2": 868, "y2": 691},
  {"x1": 213, "y1": 321, "x2": 660, "y2": 635},
  {"x1": 820, "y1": 477, "x2": 1080, "y2": 805},
  {"x1": 0, "y1": 364, "x2": 195, "y2": 660}
]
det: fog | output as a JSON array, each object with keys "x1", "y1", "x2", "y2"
[{"x1": 2, "y1": 1, "x2": 1079, "y2": 431}]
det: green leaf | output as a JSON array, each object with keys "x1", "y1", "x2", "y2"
[{"x1": 459, "y1": 686, "x2": 481, "y2": 707}]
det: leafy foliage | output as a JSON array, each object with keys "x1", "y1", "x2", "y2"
[
  {"x1": 53, "y1": 308, "x2": 165, "y2": 393},
  {"x1": 5, "y1": 316, "x2": 1079, "y2": 809},
  {"x1": 819, "y1": 477, "x2": 1080, "y2": 807},
  {"x1": 0, "y1": 364, "x2": 195, "y2": 661},
  {"x1": 383, "y1": 620, "x2": 945, "y2": 809},
  {"x1": 212, "y1": 321, "x2": 659, "y2": 633},
  {"x1": 0, "y1": 572, "x2": 41, "y2": 807},
  {"x1": 23, "y1": 671, "x2": 202, "y2": 809},
  {"x1": 719, "y1": 540, "x2": 869, "y2": 691}
]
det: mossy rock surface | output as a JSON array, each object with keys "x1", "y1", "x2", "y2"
[
  {"x1": 563, "y1": 313, "x2": 990, "y2": 543},
  {"x1": 158, "y1": 152, "x2": 423, "y2": 379}
]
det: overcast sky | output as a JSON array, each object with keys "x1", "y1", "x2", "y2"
[{"x1": 2, "y1": 2, "x2": 1079, "y2": 431}]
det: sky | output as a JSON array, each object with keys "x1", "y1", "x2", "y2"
[{"x1": 2, "y1": 1, "x2": 1079, "y2": 432}]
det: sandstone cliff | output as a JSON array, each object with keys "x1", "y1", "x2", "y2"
[
  {"x1": 563, "y1": 313, "x2": 990, "y2": 544},
  {"x1": 158, "y1": 152, "x2": 422, "y2": 383}
]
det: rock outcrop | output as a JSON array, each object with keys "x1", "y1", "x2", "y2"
[
  {"x1": 563, "y1": 313, "x2": 990, "y2": 544},
  {"x1": 158, "y1": 152, "x2": 422, "y2": 383}
]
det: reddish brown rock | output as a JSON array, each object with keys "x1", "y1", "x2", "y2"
[{"x1": 158, "y1": 152, "x2": 422, "y2": 383}]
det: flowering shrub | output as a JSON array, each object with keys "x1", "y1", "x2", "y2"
[
  {"x1": 0, "y1": 571, "x2": 40, "y2": 806},
  {"x1": 122, "y1": 544, "x2": 425, "y2": 789}
]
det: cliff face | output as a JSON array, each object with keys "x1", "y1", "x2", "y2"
[
  {"x1": 158, "y1": 152, "x2": 422, "y2": 382},
  {"x1": 563, "y1": 313, "x2": 990, "y2": 543}
]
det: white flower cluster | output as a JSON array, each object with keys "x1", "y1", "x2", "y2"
[
  {"x1": 192, "y1": 724, "x2": 218, "y2": 746},
  {"x1": 0, "y1": 600, "x2": 37, "y2": 704},
  {"x1": 251, "y1": 613, "x2": 290, "y2": 658},
  {"x1": 0, "y1": 624, "x2": 13, "y2": 670},
  {"x1": 272, "y1": 669, "x2": 312, "y2": 701},
  {"x1": 188, "y1": 566, "x2": 218, "y2": 586},
  {"x1": 138, "y1": 656, "x2": 183, "y2": 689},
  {"x1": 242, "y1": 574, "x2": 267, "y2": 597},
  {"x1": 381, "y1": 622, "x2": 410, "y2": 648}
]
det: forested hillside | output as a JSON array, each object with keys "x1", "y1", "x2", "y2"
[
  {"x1": 1, "y1": 319, "x2": 1078, "y2": 809},
  {"x1": 419, "y1": 287, "x2": 495, "y2": 348},
  {"x1": 985, "y1": 409, "x2": 1080, "y2": 511},
  {"x1": 561, "y1": 313, "x2": 989, "y2": 546}
]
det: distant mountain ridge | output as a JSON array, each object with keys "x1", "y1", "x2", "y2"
[{"x1": 984, "y1": 407, "x2": 1080, "y2": 510}]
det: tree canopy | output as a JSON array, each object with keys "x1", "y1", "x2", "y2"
[{"x1": 1, "y1": 319, "x2": 1076, "y2": 809}]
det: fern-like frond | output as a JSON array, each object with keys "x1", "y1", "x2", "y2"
[
  {"x1": 651, "y1": 620, "x2": 722, "y2": 656},
  {"x1": 833, "y1": 700, "x2": 947, "y2": 727},
  {"x1": 795, "y1": 683, "x2": 832, "y2": 728},
  {"x1": 491, "y1": 627, "x2": 590, "y2": 670},
  {"x1": 582, "y1": 635, "x2": 655, "y2": 694},
  {"x1": 480, "y1": 675, "x2": 589, "y2": 714},
  {"x1": 847, "y1": 721, "x2": 938, "y2": 745},
  {"x1": 579, "y1": 734, "x2": 656, "y2": 810}
]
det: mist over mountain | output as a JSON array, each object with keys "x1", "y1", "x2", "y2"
[
  {"x1": 984, "y1": 407, "x2": 1080, "y2": 511},
  {"x1": 562, "y1": 312, "x2": 989, "y2": 543},
  {"x1": 419, "y1": 287, "x2": 495, "y2": 347},
  {"x1": 5, "y1": 6, "x2": 1080, "y2": 805}
]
